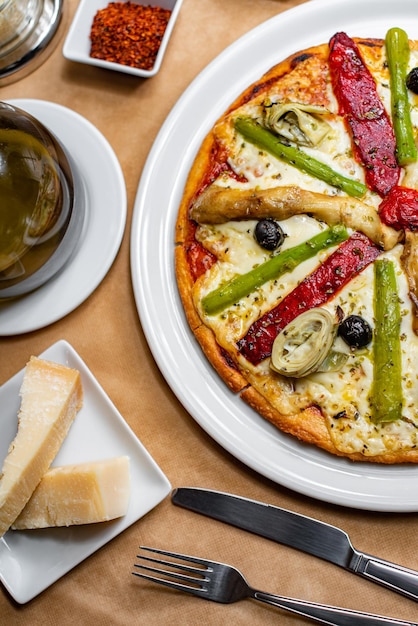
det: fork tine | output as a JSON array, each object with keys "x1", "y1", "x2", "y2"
[
  {"x1": 132, "y1": 546, "x2": 210, "y2": 598},
  {"x1": 139, "y1": 546, "x2": 212, "y2": 568},
  {"x1": 138, "y1": 553, "x2": 208, "y2": 577},
  {"x1": 133, "y1": 562, "x2": 206, "y2": 585},
  {"x1": 132, "y1": 570, "x2": 205, "y2": 596}
]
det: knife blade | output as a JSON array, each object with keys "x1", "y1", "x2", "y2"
[{"x1": 172, "y1": 487, "x2": 418, "y2": 602}]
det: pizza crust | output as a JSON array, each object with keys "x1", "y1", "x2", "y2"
[
  {"x1": 240, "y1": 385, "x2": 418, "y2": 464},
  {"x1": 175, "y1": 246, "x2": 248, "y2": 393}
]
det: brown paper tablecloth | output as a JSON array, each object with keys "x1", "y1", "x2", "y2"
[{"x1": 1, "y1": 1, "x2": 418, "y2": 623}]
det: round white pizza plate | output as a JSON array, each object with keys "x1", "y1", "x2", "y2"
[{"x1": 131, "y1": 0, "x2": 418, "y2": 511}]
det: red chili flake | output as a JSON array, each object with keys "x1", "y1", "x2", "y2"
[{"x1": 89, "y1": 2, "x2": 172, "y2": 70}]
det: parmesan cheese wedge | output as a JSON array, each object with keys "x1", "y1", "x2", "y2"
[
  {"x1": 12, "y1": 456, "x2": 130, "y2": 529},
  {"x1": 0, "y1": 356, "x2": 83, "y2": 537}
]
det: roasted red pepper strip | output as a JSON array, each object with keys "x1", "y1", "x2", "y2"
[
  {"x1": 237, "y1": 232, "x2": 381, "y2": 364},
  {"x1": 379, "y1": 185, "x2": 418, "y2": 231},
  {"x1": 329, "y1": 32, "x2": 400, "y2": 197}
]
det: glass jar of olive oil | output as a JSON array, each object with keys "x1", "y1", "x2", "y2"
[{"x1": 0, "y1": 101, "x2": 84, "y2": 299}]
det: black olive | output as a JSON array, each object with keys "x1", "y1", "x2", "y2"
[
  {"x1": 338, "y1": 315, "x2": 372, "y2": 349},
  {"x1": 406, "y1": 67, "x2": 418, "y2": 94},
  {"x1": 254, "y1": 219, "x2": 286, "y2": 251}
]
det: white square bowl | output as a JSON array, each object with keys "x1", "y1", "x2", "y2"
[{"x1": 63, "y1": 0, "x2": 183, "y2": 77}]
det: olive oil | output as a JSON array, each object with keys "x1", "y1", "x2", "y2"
[{"x1": 0, "y1": 106, "x2": 75, "y2": 296}]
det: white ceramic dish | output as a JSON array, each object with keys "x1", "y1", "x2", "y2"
[
  {"x1": 63, "y1": 0, "x2": 183, "y2": 77},
  {"x1": 0, "y1": 99, "x2": 126, "y2": 336},
  {"x1": 0, "y1": 340, "x2": 171, "y2": 604},
  {"x1": 131, "y1": 0, "x2": 418, "y2": 512}
]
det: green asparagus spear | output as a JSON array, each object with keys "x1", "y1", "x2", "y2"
[
  {"x1": 201, "y1": 224, "x2": 348, "y2": 316},
  {"x1": 234, "y1": 116, "x2": 368, "y2": 198},
  {"x1": 369, "y1": 259, "x2": 403, "y2": 423},
  {"x1": 385, "y1": 27, "x2": 417, "y2": 165}
]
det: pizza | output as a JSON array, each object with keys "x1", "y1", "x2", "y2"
[{"x1": 175, "y1": 28, "x2": 418, "y2": 463}]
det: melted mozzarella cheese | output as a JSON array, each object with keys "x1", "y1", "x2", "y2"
[
  {"x1": 194, "y1": 216, "x2": 328, "y2": 349},
  {"x1": 196, "y1": 220, "x2": 418, "y2": 456}
]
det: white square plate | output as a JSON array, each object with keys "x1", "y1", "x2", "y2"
[
  {"x1": 63, "y1": 0, "x2": 183, "y2": 77},
  {"x1": 0, "y1": 340, "x2": 171, "y2": 604}
]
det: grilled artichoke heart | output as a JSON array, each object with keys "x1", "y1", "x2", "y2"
[
  {"x1": 271, "y1": 308, "x2": 338, "y2": 377},
  {"x1": 262, "y1": 101, "x2": 332, "y2": 147}
]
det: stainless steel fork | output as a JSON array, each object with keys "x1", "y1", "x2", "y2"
[{"x1": 132, "y1": 547, "x2": 418, "y2": 626}]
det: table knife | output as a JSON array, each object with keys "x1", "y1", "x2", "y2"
[{"x1": 172, "y1": 487, "x2": 418, "y2": 602}]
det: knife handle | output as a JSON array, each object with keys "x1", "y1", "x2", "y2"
[
  {"x1": 254, "y1": 591, "x2": 417, "y2": 625},
  {"x1": 356, "y1": 553, "x2": 418, "y2": 602}
]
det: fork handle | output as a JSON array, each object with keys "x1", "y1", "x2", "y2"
[{"x1": 253, "y1": 590, "x2": 417, "y2": 626}]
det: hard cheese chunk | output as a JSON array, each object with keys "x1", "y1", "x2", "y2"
[
  {"x1": 0, "y1": 357, "x2": 83, "y2": 537},
  {"x1": 12, "y1": 456, "x2": 130, "y2": 529}
]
